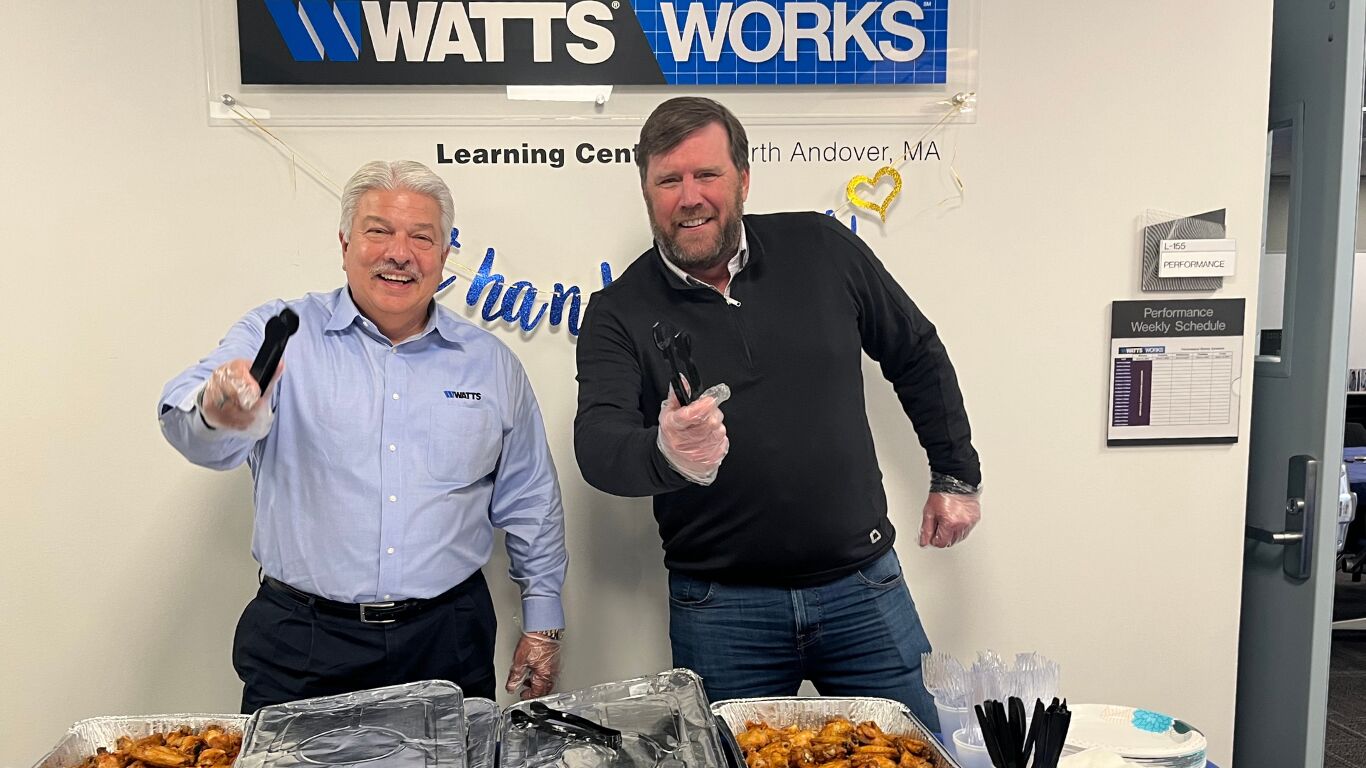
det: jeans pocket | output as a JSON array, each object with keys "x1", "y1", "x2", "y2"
[
  {"x1": 855, "y1": 552, "x2": 904, "y2": 589},
  {"x1": 668, "y1": 572, "x2": 717, "y2": 607}
]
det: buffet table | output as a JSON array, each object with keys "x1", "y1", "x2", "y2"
[{"x1": 33, "y1": 672, "x2": 1221, "y2": 768}]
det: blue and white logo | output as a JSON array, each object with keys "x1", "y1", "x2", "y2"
[
  {"x1": 264, "y1": 0, "x2": 363, "y2": 62},
  {"x1": 244, "y1": 0, "x2": 948, "y2": 84}
]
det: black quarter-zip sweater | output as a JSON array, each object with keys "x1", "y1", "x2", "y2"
[{"x1": 574, "y1": 212, "x2": 980, "y2": 586}]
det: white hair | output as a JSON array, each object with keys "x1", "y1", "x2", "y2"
[{"x1": 339, "y1": 160, "x2": 455, "y2": 247}]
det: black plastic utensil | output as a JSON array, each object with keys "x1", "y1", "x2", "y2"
[
  {"x1": 652, "y1": 322, "x2": 699, "y2": 406},
  {"x1": 509, "y1": 702, "x2": 623, "y2": 750},
  {"x1": 977, "y1": 700, "x2": 1018, "y2": 768},
  {"x1": 976, "y1": 697, "x2": 1041, "y2": 768},
  {"x1": 1021, "y1": 699, "x2": 1045, "y2": 764},
  {"x1": 1008, "y1": 697, "x2": 1027, "y2": 766},
  {"x1": 1029, "y1": 698, "x2": 1071, "y2": 768},
  {"x1": 250, "y1": 308, "x2": 299, "y2": 390}
]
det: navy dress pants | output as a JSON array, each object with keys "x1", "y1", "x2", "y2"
[{"x1": 232, "y1": 572, "x2": 497, "y2": 713}]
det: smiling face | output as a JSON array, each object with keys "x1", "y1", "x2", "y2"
[
  {"x1": 643, "y1": 121, "x2": 750, "y2": 277},
  {"x1": 340, "y1": 188, "x2": 447, "y2": 342}
]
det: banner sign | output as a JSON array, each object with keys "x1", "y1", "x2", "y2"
[{"x1": 238, "y1": 0, "x2": 949, "y2": 85}]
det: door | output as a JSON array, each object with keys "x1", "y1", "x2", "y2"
[{"x1": 1236, "y1": 2, "x2": 1365, "y2": 766}]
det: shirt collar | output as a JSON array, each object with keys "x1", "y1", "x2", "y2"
[
  {"x1": 324, "y1": 287, "x2": 365, "y2": 332},
  {"x1": 430, "y1": 301, "x2": 467, "y2": 344},
  {"x1": 658, "y1": 226, "x2": 749, "y2": 289}
]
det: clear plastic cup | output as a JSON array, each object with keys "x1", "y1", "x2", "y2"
[
  {"x1": 952, "y1": 728, "x2": 993, "y2": 768},
  {"x1": 934, "y1": 700, "x2": 969, "y2": 757}
]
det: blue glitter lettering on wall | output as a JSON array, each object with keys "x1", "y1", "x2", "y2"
[
  {"x1": 436, "y1": 227, "x2": 613, "y2": 336},
  {"x1": 439, "y1": 210, "x2": 857, "y2": 337}
]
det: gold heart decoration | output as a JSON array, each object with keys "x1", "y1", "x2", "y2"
[{"x1": 845, "y1": 167, "x2": 903, "y2": 222}]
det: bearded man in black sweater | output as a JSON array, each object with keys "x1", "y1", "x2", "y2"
[{"x1": 573, "y1": 97, "x2": 982, "y2": 731}]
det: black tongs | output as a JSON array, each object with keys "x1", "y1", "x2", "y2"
[
  {"x1": 652, "y1": 322, "x2": 700, "y2": 406},
  {"x1": 509, "y1": 701, "x2": 623, "y2": 750}
]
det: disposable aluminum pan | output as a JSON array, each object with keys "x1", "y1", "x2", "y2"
[
  {"x1": 32, "y1": 715, "x2": 249, "y2": 768},
  {"x1": 237, "y1": 680, "x2": 466, "y2": 768},
  {"x1": 710, "y1": 697, "x2": 961, "y2": 768},
  {"x1": 501, "y1": 668, "x2": 725, "y2": 768},
  {"x1": 465, "y1": 697, "x2": 501, "y2": 768}
]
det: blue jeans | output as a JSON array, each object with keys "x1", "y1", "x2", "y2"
[{"x1": 668, "y1": 549, "x2": 939, "y2": 732}]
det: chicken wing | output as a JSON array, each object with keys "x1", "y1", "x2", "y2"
[{"x1": 738, "y1": 716, "x2": 934, "y2": 768}]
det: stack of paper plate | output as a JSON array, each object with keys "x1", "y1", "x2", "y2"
[{"x1": 1063, "y1": 704, "x2": 1206, "y2": 768}]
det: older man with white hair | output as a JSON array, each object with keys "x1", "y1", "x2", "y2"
[{"x1": 159, "y1": 160, "x2": 566, "y2": 711}]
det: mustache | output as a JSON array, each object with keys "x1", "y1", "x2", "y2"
[{"x1": 369, "y1": 260, "x2": 422, "y2": 280}]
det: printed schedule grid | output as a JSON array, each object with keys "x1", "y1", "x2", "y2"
[
  {"x1": 1112, "y1": 352, "x2": 1234, "y2": 428},
  {"x1": 633, "y1": 0, "x2": 948, "y2": 85}
]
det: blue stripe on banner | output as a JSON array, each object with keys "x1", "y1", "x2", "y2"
[
  {"x1": 301, "y1": 0, "x2": 360, "y2": 61},
  {"x1": 264, "y1": 0, "x2": 323, "y2": 61},
  {"x1": 336, "y1": 0, "x2": 363, "y2": 50}
]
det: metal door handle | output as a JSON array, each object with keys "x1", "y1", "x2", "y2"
[
  {"x1": 1245, "y1": 526, "x2": 1305, "y2": 544},
  {"x1": 1245, "y1": 455, "x2": 1317, "y2": 580},
  {"x1": 1246, "y1": 498, "x2": 1307, "y2": 543}
]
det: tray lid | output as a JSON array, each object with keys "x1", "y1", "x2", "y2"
[
  {"x1": 465, "y1": 697, "x2": 502, "y2": 768},
  {"x1": 238, "y1": 680, "x2": 467, "y2": 768},
  {"x1": 500, "y1": 669, "x2": 724, "y2": 768}
]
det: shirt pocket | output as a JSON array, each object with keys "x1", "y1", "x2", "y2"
[
  {"x1": 427, "y1": 404, "x2": 501, "y2": 486},
  {"x1": 307, "y1": 388, "x2": 375, "y2": 467}
]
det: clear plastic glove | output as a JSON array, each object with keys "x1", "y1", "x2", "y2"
[
  {"x1": 199, "y1": 358, "x2": 280, "y2": 439},
  {"x1": 505, "y1": 631, "x2": 562, "y2": 700},
  {"x1": 657, "y1": 383, "x2": 731, "y2": 486},
  {"x1": 919, "y1": 491, "x2": 981, "y2": 548}
]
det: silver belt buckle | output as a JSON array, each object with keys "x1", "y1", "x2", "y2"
[{"x1": 359, "y1": 601, "x2": 397, "y2": 624}]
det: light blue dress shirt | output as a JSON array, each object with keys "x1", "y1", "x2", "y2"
[{"x1": 159, "y1": 287, "x2": 566, "y2": 630}]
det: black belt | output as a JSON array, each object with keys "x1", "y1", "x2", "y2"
[{"x1": 262, "y1": 572, "x2": 482, "y2": 625}]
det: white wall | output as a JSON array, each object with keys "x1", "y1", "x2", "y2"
[{"x1": 0, "y1": 3, "x2": 1273, "y2": 767}]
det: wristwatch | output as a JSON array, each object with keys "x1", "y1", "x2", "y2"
[
  {"x1": 533, "y1": 628, "x2": 565, "y2": 640},
  {"x1": 930, "y1": 472, "x2": 981, "y2": 495},
  {"x1": 194, "y1": 387, "x2": 217, "y2": 431}
]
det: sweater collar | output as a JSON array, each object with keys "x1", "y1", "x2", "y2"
[{"x1": 654, "y1": 216, "x2": 761, "y2": 290}]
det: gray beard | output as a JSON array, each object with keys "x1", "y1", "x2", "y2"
[{"x1": 655, "y1": 214, "x2": 743, "y2": 274}]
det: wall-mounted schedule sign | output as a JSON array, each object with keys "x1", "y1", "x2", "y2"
[{"x1": 1108, "y1": 299, "x2": 1245, "y2": 446}]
